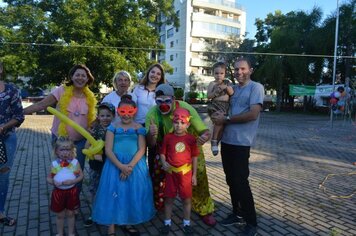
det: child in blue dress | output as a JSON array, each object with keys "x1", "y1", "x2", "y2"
[{"x1": 92, "y1": 94, "x2": 155, "y2": 235}]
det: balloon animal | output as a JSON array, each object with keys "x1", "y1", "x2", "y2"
[{"x1": 47, "y1": 107, "x2": 104, "y2": 159}]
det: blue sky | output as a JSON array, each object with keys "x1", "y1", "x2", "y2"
[{"x1": 238, "y1": 0, "x2": 344, "y2": 38}]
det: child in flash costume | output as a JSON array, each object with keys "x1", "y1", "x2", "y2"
[{"x1": 146, "y1": 99, "x2": 215, "y2": 221}]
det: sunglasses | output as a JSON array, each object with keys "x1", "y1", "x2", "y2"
[{"x1": 156, "y1": 98, "x2": 173, "y2": 105}]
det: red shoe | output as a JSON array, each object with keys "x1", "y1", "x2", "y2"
[{"x1": 201, "y1": 214, "x2": 216, "y2": 226}]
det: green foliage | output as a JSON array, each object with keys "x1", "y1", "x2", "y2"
[
  {"x1": 174, "y1": 87, "x2": 184, "y2": 99},
  {"x1": 187, "y1": 91, "x2": 198, "y2": 99},
  {"x1": 0, "y1": 0, "x2": 179, "y2": 89}
]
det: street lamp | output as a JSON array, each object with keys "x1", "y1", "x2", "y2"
[{"x1": 330, "y1": 0, "x2": 340, "y2": 128}]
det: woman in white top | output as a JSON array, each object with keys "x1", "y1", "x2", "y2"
[
  {"x1": 133, "y1": 63, "x2": 166, "y2": 126},
  {"x1": 102, "y1": 71, "x2": 137, "y2": 124}
]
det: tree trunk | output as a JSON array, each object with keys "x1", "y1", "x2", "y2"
[{"x1": 276, "y1": 83, "x2": 283, "y2": 112}]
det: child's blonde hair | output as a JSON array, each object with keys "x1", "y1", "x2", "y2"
[{"x1": 54, "y1": 136, "x2": 77, "y2": 158}]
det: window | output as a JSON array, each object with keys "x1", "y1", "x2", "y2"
[
  {"x1": 170, "y1": 55, "x2": 174, "y2": 61},
  {"x1": 167, "y1": 28, "x2": 174, "y2": 38},
  {"x1": 175, "y1": 10, "x2": 180, "y2": 32},
  {"x1": 170, "y1": 41, "x2": 174, "y2": 48},
  {"x1": 160, "y1": 34, "x2": 166, "y2": 44}
]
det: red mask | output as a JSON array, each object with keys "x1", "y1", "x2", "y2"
[{"x1": 117, "y1": 105, "x2": 137, "y2": 117}]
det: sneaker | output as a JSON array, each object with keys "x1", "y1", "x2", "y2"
[
  {"x1": 84, "y1": 217, "x2": 93, "y2": 227},
  {"x1": 220, "y1": 213, "x2": 246, "y2": 226},
  {"x1": 211, "y1": 145, "x2": 219, "y2": 156},
  {"x1": 159, "y1": 224, "x2": 171, "y2": 235},
  {"x1": 201, "y1": 214, "x2": 217, "y2": 226},
  {"x1": 239, "y1": 224, "x2": 257, "y2": 236},
  {"x1": 183, "y1": 225, "x2": 194, "y2": 235}
]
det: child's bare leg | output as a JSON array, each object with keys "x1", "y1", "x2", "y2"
[
  {"x1": 216, "y1": 123, "x2": 224, "y2": 142},
  {"x1": 108, "y1": 224, "x2": 115, "y2": 234},
  {"x1": 164, "y1": 197, "x2": 174, "y2": 221},
  {"x1": 183, "y1": 198, "x2": 192, "y2": 221},
  {"x1": 56, "y1": 211, "x2": 65, "y2": 236},
  {"x1": 66, "y1": 209, "x2": 75, "y2": 235},
  {"x1": 211, "y1": 124, "x2": 223, "y2": 156}
]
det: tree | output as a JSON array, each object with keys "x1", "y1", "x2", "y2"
[
  {"x1": 0, "y1": 0, "x2": 179, "y2": 90},
  {"x1": 319, "y1": 0, "x2": 355, "y2": 83},
  {"x1": 254, "y1": 8, "x2": 324, "y2": 111},
  {"x1": 204, "y1": 35, "x2": 255, "y2": 84}
]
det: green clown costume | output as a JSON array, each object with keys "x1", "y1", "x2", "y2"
[{"x1": 146, "y1": 100, "x2": 215, "y2": 217}]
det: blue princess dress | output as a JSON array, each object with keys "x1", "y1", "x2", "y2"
[{"x1": 92, "y1": 125, "x2": 155, "y2": 225}]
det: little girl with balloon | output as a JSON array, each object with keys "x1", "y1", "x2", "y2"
[{"x1": 47, "y1": 137, "x2": 84, "y2": 236}]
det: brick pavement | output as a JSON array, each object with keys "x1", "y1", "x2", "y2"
[{"x1": 1, "y1": 113, "x2": 356, "y2": 236}]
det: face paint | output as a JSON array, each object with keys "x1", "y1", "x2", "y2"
[
  {"x1": 117, "y1": 105, "x2": 137, "y2": 117},
  {"x1": 156, "y1": 98, "x2": 173, "y2": 105},
  {"x1": 159, "y1": 104, "x2": 172, "y2": 114}
]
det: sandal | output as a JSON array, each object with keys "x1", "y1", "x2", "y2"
[
  {"x1": 0, "y1": 216, "x2": 16, "y2": 226},
  {"x1": 121, "y1": 225, "x2": 140, "y2": 236}
]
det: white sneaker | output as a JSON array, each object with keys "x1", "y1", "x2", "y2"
[{"x1": 211, "y1": 145, "x2": 219, "y2": 156}]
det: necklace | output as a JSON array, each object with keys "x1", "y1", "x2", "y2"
[
  {"x1": 57, "y1": 85, "x2": 97, "y2": 136},
  {"x1": 73, "y1": 93, "x2": 84, "y2": 117}
]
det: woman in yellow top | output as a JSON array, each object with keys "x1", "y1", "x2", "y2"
[{"x1": 24, "y1": 64, "x2": 97, "y2": 192}]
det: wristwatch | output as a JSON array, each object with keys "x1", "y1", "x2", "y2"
[{"x1": 225, "y1": 115, "x2": 231, "y2": 123}]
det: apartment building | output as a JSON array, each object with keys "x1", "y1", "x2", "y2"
[{"x1": 157, "y1": 0, "x2": 246, "y2": 94}]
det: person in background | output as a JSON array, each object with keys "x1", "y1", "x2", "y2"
[
  {"x1": 24, "y1": 64, "x2": 97, "y2": 192},
  {"x1": 0, "y1": 61, "x2": 24, "y2": 226},
  {"x1": 146, "y1": 84, "x2": 216, "y2": 227},
  {"x1": 212, "y1": 57, "x2": 264, "y2": 236},
  {"x1": 102, "y1": 71, "x2": 137, "y2": 124}
]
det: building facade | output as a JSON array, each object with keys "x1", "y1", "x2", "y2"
[{"x1": 157, "y1": 0, "x2": 246, "y2": 95}]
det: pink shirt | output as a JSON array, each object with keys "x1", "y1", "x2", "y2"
[{"x1": 51, "y1": 86, "x2": 89, "y2": 141}]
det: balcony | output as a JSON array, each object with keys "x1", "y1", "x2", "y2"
[
  {"x1": 192, "y1": 12, "x2": 241, "y2": 26},
  {"x1": 192, "y1": 0, "x2": 245, "y2": 15},
  {"x1": 191, "y1": 43, "x2": 206, "y2": 52},
  {"x1": 191, "y1": 28, "x2": 235, "y2": 40},
  {"x1": 190, "y1": 58, "x2": 210, "y2": 67}
]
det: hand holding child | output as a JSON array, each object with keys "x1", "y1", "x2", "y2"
[{"x1": 197, "y1": 131, "x2": 210, "y2": 145}]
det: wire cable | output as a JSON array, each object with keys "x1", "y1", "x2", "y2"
[{"x1": 1, "y1": 41, "x2": 355, "y2": 59}]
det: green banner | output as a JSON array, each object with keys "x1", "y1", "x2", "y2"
[{"x1": 289, "y1": 85, "x2": 316, "y2": 96}]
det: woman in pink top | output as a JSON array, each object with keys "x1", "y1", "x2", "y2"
[{"x1": 24, "y1": 65, "x2": 97, "y2": 191}]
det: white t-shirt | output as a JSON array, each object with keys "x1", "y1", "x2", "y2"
[
  {"x1": 101, "y1": 91, "x2": 137, "y2": 123},
  {"x1": 132, "y1": 85, "x2": 157, "y2": 124}
]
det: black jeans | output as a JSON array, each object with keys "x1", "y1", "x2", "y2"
[{"x1": 221, "y1": 142, "x2": 257, "y2": 226}]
